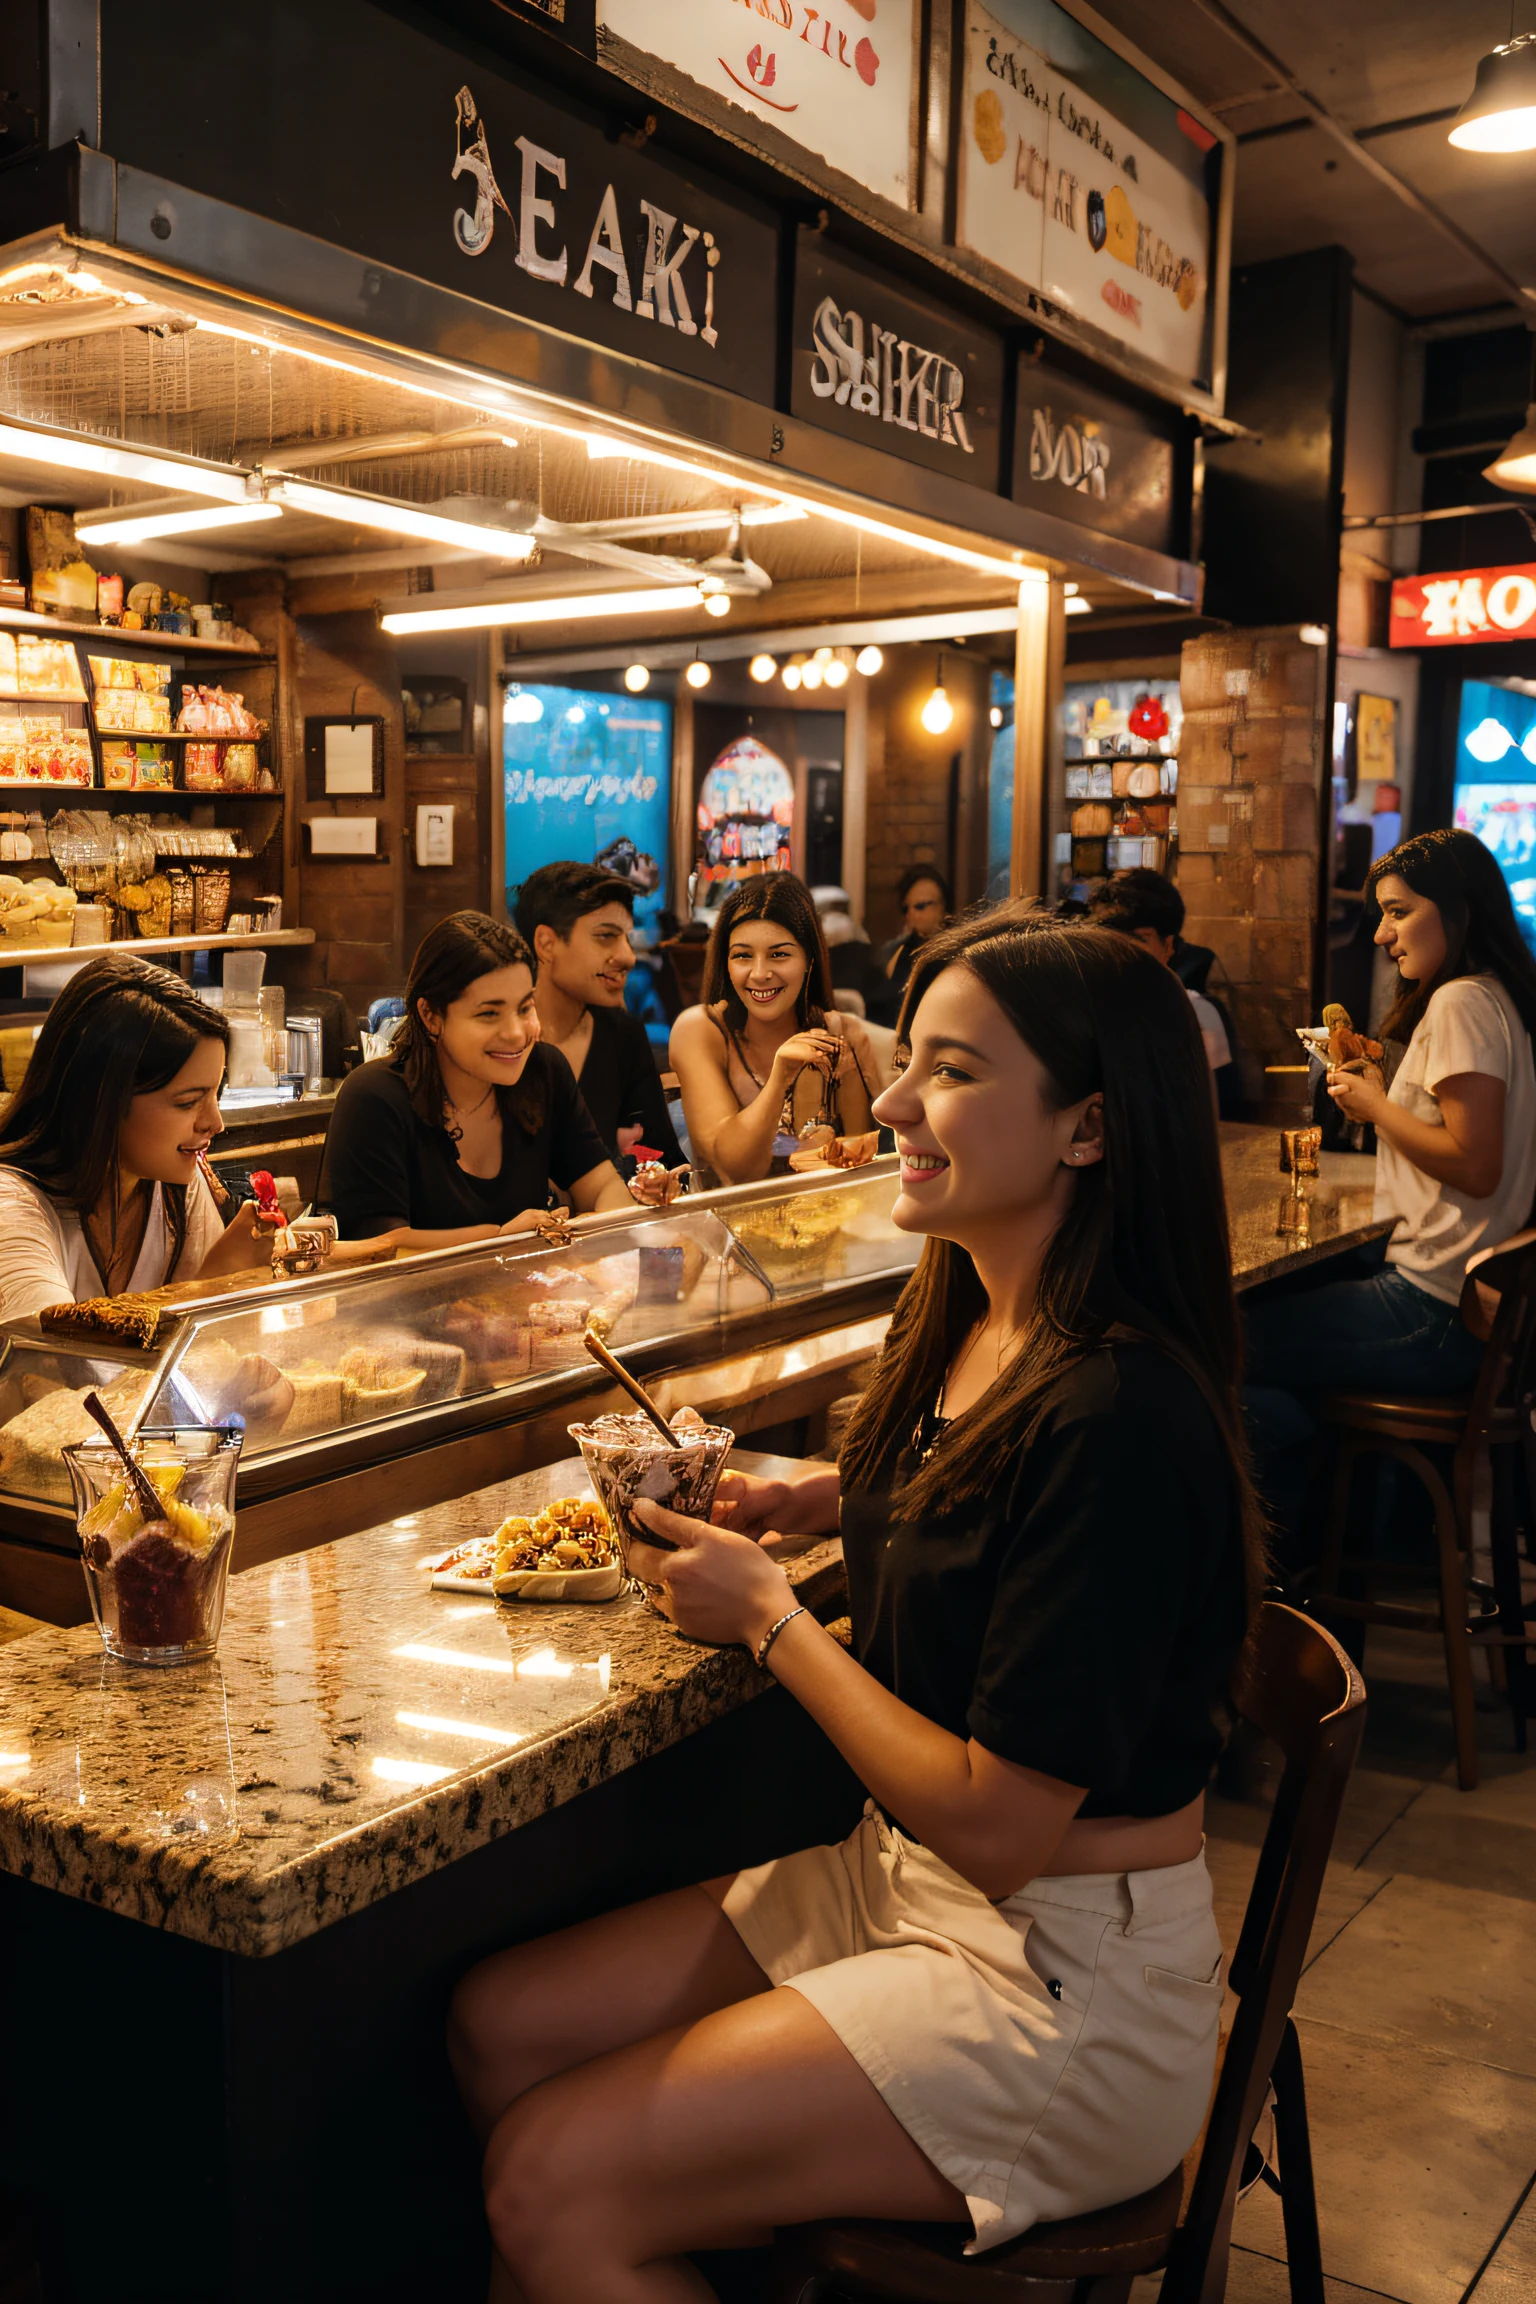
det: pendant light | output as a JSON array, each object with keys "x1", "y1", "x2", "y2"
[
  {"x1": 623, "y1": 663, "x2": 651, "y2": 693},
  {"x1": 921, "y1": 654, "x2": 954, "y2": 735},
  {"x1": 1448, "y1": 29, "x2": 1536, "y2": 152},
  {"x1": 1485, "y1": 404, "x2": 1536, "y2": 490},
  {"x1": 685, "y1": 653, "x2": 712, "y2": 689}
]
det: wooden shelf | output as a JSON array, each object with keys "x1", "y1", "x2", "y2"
[
  {"x1": 0, "y1": 928, "x2": 313, "y2": 966},
  {"x1": 91, "y1": 729, "x2": 266, "y2": 742},
  {"x1": 0, "y1": 786, "x2": 280, "y2": 801},
  {"x1": 0, "y1": 606, "x2": 269, "y2": 659}
]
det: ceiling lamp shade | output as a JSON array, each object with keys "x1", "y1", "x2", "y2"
[
  {"x1": 1485, "y1": 404, "x2": 1536, "y2": 490},
  {"x1": 1448, "y1": 33, "x2": 1536, "y2": 151}
]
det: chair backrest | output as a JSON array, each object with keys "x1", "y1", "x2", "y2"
[
  {"x1": 1163, "y1": 1602, "x2": 1365, "y2": 2304},
  {"x1": 1459, "y1": 1229, "x2": 1536, "y2": 1445}
]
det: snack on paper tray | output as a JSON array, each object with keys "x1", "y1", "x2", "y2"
[{"x1": 427, "y1": 1494, "x2": 623, "y2": 1601}]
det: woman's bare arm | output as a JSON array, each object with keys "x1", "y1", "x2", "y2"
[
  {"x1": 669, "y1": 1006, "x2": 784, "y2": 1184},
  {"x1": 1331, "y1": 1067, "x2": 1506, "y2": 1198}
]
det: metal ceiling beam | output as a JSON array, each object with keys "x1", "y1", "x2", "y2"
[{"x1": 1185, "y1": 0, "x2": 1536, "y2": 312}]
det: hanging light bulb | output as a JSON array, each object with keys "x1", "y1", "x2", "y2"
[
  {"x1": 921, "y1": 654, "x2": 953, "y2": 735},
  {"x1": 1449, "y1": 32, "x2": 1536, "y2": 151},
  {"x1": 824, "y1": 654, "x2": 850, "y2": 688},
  {"x1": 623, "y1": 663, "x2": 651, "y2": 693},
  {"x1": 855, "y1": 645, "x2": 883, "y2": 676},
  {"x1": 749, "y1": 653, "x2": 777, "y2": 682},
  {"x1": 989, "y1": 704, "x2": 1004, "y2": 728},
  {"x1": 685, "y1": 656, "x2": 712, "y2": 689},
  {"x1": 781, "y1": 658, "x2": 803, "y2": 692},
  {"x1": 812, "y1": 645, "x2": 833, "y2": 666},
  {"x1": 703, "y1": 593, "x2": 732, "y2": 618},
  {"x1": 800, "y1": 658, "x2": 824, "y2": 690}
]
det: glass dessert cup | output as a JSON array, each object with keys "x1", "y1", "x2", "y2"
[
  {"x1": 62, "y1": 1425, "x2": 241, "y2": 1667},
  {"x1": 568, "y1": 1410, "x2": 733, "y2": 1604}
]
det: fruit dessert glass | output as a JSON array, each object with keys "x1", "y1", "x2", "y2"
[{"x1": 62, "y1": 1426, "x2": 242, "y2": 1666}]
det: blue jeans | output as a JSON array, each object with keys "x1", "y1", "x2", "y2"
[{"x1": 1242, "y1": 1245, "x2": 1486, "y2": 1567}]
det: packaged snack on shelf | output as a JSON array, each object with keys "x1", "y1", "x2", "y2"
[
  {"x1": 132, "y1": 744, "x2": 172, "y2": 792},
  {"x1": 137, "y1": 660, "x2": 170, "y2": 692},
  {"x1": 183, "y1": 741, "x2": 224, "y2": 791},
  {"x1": 0, "y1": 878, "x2": 77, "y2": 945},
  {"x1": 0, "y1": 633, "x2": 16, "y2": 698},
  {"x1": 101, "y1": 741, "x2": 135, "y2": 790},
  {"x1": 15, "y1": 636, "x2": 86, "y2": 700},
  {"x1": 0, "y1": 725, "x2": 28, "y2": 782},
  {"x1": 222, "y1": 742, "x2": 257, "y2": 791},
  {"x1": 96, "y1": 688, "x2": 172, "y2": 736},
  {"x1": 192, "y1": 867, "x2": 231, "y2": 934},
  {"x1": 97, "y1": 573, "x2": 124, "y2": 623},
  {"x1": 177, "y1": 685, "x2": 260, "y2": 738},
  {"x1": 20, "y1": 721, "x2": 92, "y2": 786}
]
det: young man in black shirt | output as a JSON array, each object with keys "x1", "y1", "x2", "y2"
[{"x1": 513, "y1": 861, "x2": 683, "y2": 1171}]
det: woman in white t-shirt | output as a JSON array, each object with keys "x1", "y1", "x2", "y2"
[
  {"x1": 1246, "y1": 831, "x2": 1536, "y2": 1452},
  {"x1": 0, "y1": 954, "x2": 280, "y2": 1322}
]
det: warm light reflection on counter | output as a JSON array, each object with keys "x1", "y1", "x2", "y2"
[
  {"x1": 372, "y1": 1756, "x2": 454, "y2": 1787},
  {"x1": 396, "y1": 1710, "x2": 524, "y2": 1747}
]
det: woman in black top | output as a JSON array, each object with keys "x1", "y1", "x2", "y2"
[
  {"x1": 449, "y1": 910, "x2": 1262, "y2": 2300},
  {"x1": 324, "y1": 912, "x2": 659, "y2": 1249}
]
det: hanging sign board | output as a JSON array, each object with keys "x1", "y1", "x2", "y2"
[
  {"x1": 954, "y1": 0, "x2": 1220, "y2": 395},
  {"x1": 789, "y1": 238, "x2": 1005, "y2": 490},
  {"x1": 1390, "y1": 563, "x2": 1536, "y2": 648},
  {"x1": 596, "y1": 0, "x2": 921, "y2": 210},
  {"x1": 98, "y1": 0, "x2": 778, "y2": 399},
  {"x1": 1011, "y1": 356, "x2": 1181, "y2": 553}
]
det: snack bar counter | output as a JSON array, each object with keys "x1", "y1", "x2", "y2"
[{"x1": 0, "y1": 1158, "x2": 917, "y2": 1624}]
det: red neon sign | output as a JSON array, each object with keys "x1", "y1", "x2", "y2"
[{"x1": 1390, "y1": 562, "x2": 1536, "y2": 647}]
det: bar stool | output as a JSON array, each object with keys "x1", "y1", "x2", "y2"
[
  {"x1": 767, "y1": 1603, "x2": 1365, "y2": 2304},
  {"x1": 1311, "y1": 1231, "x2": 1536, "y2": 1792}
]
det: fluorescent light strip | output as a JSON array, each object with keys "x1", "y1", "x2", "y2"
[
  {"x1": 75, "y1": 503, "x2": 283, "y2": 547},
  {"x1": 0, "y1": 419, "x2": 251, "y2": 502},
  {"x1": 382, "y1": 585, "x2": 706, "y2": 636},
  {"x1": 573, "y1": 426, "x2": 1036, "y2": 584},
  {"x1": 268, "y1": 477, "x2": 537, "y2": 559}
]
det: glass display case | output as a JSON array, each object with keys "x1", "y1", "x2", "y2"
[{"x1": 0, "y1": 1159, "x2": 917, "y2": 1538}]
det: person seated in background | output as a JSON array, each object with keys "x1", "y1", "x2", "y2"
[
  {"x1": 870, "y1": 864, "x2": 952, "y2": 1025},
  {"x1": 512, "y1": 861, "x2": 681, "y2": 1172},
  {"x1": 0, "y1": 955, "x2": 282, "y2": 1321},
  {"x1": 1091, "y1": 868, "x2": 1241, "y2": 1113},
  {"x1": 1243, "y1": 830, "x2": 1536, "y2": 1561},
  {"x1": 670, "y1": 874, "x2": 877, "y2": 1186},
  {"x1": 323, "y1": 911, "x2": 664, "y2": 1253}
]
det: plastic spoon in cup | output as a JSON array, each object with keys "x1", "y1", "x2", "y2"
[
  {"x1": 82, "y1": 1390, "x2": 163, "y2": 1521},
  {"x1": 581, "y1": 1329, "x2": 677, "y2": 1444}
]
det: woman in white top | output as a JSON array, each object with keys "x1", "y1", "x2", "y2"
[
  {"x1": 0, "y1": 954, "x2": 280, "y2": 1322},
  {"x1": 1246, "y1": 830, "x2": 1536, "y2": 1427}
]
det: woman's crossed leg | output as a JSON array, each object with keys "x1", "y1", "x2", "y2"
[{"x1": 448, "y1": 1878, "x2": 966, "y2": 2302}]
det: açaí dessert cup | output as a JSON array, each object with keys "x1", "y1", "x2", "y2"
[
  {"x1": 62, "y1": 1425, "x2": 241, "y2": 1666},
  {"x1": 568, "y1": 1409, "x2": 733, "y2": 1592}
]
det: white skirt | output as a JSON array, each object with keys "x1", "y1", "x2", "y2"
[{"x1": 722, "y1": 1801, "x2": 1223, "y2": 2253}]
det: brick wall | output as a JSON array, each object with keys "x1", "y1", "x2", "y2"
[
  {"x1": 1177, "y1": 630, "x2": 1327, "y2": 1096},
  {"x1": 863, "y1": 649, "x2": 992, "y2": 941}
]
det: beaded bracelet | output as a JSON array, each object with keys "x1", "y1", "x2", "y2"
[{"x1": 754, "y1": 1605, "x2": 807, "y2": 1671}]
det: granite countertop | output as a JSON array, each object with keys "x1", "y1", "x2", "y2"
[
  {"x1": 0, "y1": 1452, "x2": 844, "y2": 1959},
  {"x1": 1220, "y1": 1121, "x2": 1388, "y2": 1291}
]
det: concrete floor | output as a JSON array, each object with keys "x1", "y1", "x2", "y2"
[{"x1": 1137, "y1": 1627, "x2": 1536, "y2": 2304}]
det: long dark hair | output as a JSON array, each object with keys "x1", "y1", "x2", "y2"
[
  {"x1": 1368, "y1": 828, "x2": 1536, "y2": 1046},
  {"x1": 840, "y1": 910, "x2": 1267, "y2": 1601},
  {"x1": 703, "y1": 874, "x2": 835, "y2": 1034},
  {"x1": 0, "y1": 953, "x2": 229, "y2": 1286},
  {"x1": 394, "y1": 910, "x2": 545, "y2": 1137}
]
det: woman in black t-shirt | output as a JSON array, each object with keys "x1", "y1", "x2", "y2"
[
  {"x1": 448, "y1": 911, "x2": 1263, "y2": 2299},
  {"x1": 323, "y1": 912, "x2": 658, "y2": 1250}
]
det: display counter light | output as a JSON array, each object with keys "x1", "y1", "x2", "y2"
[{"x1": 382, "y1": 584, "x2": 707, "y2": 635}]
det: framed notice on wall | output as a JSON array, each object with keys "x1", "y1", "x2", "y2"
[
  {"x1": 954, "y1": 0, "x2": 1229, "y2": 399},
  {"x1": 596, "y1": 0, "x2": 923, "y2": 210}
]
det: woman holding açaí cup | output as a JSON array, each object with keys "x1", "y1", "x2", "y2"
[{"x1": 448, "y1": 907, "x2": 1262, "y2": 2303}]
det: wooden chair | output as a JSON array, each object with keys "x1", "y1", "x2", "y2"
[
  {"x1": 1311, "y1": 1230, "x2": 1536, "y2": 1791},
  {"x1": 766, "y1": 1603, "x2": 1365, "y2": 2304}
]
